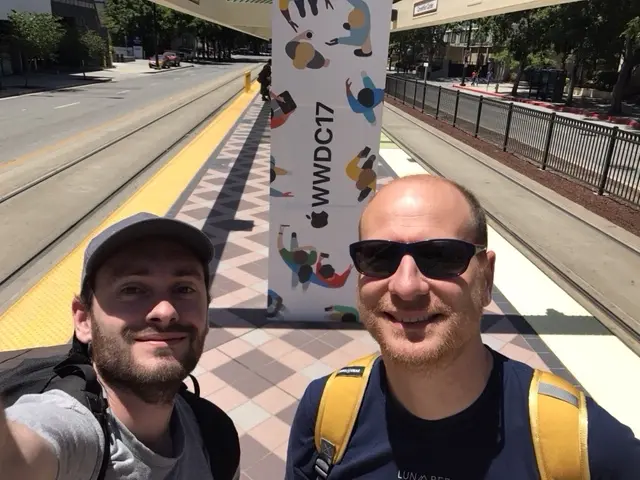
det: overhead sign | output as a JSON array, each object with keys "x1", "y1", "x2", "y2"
[
  {"x1": 413, "y1": 0, "x2": 438, "y2": 17},
  {"x1": 269, "y1": 0, "x2": 393, "y2": 322}
]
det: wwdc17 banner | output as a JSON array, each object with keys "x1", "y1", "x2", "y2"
[{"x1": 268, "y1": 0, "x2": 393, "y2": 322}]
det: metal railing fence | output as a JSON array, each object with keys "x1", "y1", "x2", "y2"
[{"x1": 385, "y1": 75, "x2": 640, "y2": 207}]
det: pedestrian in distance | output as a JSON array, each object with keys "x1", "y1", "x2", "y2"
[{"x1": 258, "y1": 59, "x2": 272, "y2": 101}]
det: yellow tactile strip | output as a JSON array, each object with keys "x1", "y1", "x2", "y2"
[{"x1": 0, "y1": 82, "x2": 260, "y2": 352}]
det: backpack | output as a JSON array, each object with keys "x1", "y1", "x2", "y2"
[
  {"x1": 0, "y1": 346, "x2": 240, "y2": 480},
  {"x1": 313, "y1": 353, "x2": 590, "y2": 480}
]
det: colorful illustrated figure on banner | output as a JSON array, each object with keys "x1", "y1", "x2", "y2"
[
  {"x1": 269, "y1": 0, "x2": 394, "y2": 321},
  {"x1": 279, "y1": 0, "x2": 335, "y2": 32},
  {"x1": 277, "y1": 225, "x2": 352, "y2": 291},
  {"x1": 346, "y1": 71, "x2": 384, "y2": 125},
  {"x1": 314, "y1": 253, "x2": 353, "y2": 288},
  {"x1": 345, "y1": 146, "x2": 377, "y2": 202},
  {"x1": 325, "y1": 0, "x2": 372, "y2": 57},
  {"x1": 269, "y1": 89, "x2": 297, "y2": 129},
  {"x1": 271, "y1": 156, "x2": 293, "y2": 198},
  {"x1": 325, "y1": 305, "x2": 360, "y2": 323},
  {"x1": 286, "y1": 31, "x2": 331, "y2": 70},
  {"x1": 277, "y1": 224, "x2": 318, "y2": 290},
  {"x1": 267, "y1": 290, "x2": 287, "y2": 319}
]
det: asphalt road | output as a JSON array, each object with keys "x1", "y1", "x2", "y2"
[
  {"x1": 392, "y1": 78, "x2": 639, "y2": 196},
  {"x1": 0, "y1": 61, "x2": 259, "y2": 164},
  {"x1": 0, "y1": 72, "x2": 255, "y2": 308}
]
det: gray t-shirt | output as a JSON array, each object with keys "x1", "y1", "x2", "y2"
[{"x1": 6, "y1": 389, "x2": 223, "y2": 480}]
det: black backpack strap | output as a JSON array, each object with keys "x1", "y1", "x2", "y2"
[
  {"x1": 53, "y1": 356, "x2": 110, "y2": 480},
  {"x1": 180, "y1": 388, "x2": 240, "y2": 480}
]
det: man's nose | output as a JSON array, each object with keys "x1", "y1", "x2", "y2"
[
  {"x1": 387, "y1": 255, "x2": 429, "y2": 301},
  {"x1": 146, "y1": 300, "x2": 179, "y2": 326}
]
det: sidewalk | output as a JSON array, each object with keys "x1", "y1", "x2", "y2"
[
  {"x1": 382, "y1": 102, "x2": 640, "y2": 345},
  {"x1": 0, "y1": 71, "x2": 113, "y2": 98},
  {"x1": 390, "y1": 72, "x2": 640, "y2": 131},
  {"x1": 0, "y1": 61, "x2": 194, "y2": 98},
  {"x1": 453, "y1": 82, "x2": 640, "y2": 130}
]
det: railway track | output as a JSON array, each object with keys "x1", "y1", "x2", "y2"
[
  {"x1": 381, "y1": 110, "x2": 640, "y2": 358},
  {"x1": 0, "y1": 66, "x2": 261, "y2": 290}
]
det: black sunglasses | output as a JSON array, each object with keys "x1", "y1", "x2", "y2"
[{"x1": 349, "y1": 239, "x2": 487, "y2": 280}]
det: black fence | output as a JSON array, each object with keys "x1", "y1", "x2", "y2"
[{"x1": 385, "y1": 75, "x2": 640, "y2": 208}]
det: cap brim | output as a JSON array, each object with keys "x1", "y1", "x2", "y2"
[{"x1": 84, "y1": 217, "x2": 214, "y2": 287}]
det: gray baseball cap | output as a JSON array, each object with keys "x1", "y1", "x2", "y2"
[{"x1": 80, "y1": 212, "x2": 215, "y2": 293}]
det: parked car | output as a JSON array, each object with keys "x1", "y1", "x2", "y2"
[
  {"x1": 163, "y1": 51, "x2": 180, "y2": 67},
  {"x1": 149, "y1": 54, "x2": 169, "y2": 69},
  {"x1": 177, "y1": 48, "x2": 195, "y2": 62}
]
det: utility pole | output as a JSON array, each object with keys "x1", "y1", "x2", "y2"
[
  {"x1": 153, "y1": 2, "x2": 159, "y2": 68},
  {"x1": 460, "y1": 21, "x2": 473, "y2": 86}
]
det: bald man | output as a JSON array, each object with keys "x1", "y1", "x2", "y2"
[{"x1": 285, "y1": 175, "x2": 639, "y2": 479}]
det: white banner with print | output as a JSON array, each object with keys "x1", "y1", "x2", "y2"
[{"x1": 268, "y1": 0, "x2": 393, "y2": 322}]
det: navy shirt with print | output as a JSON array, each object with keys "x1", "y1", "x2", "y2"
[{"x1": 285, "y1": 348, "x2": 640, "y2": 480}]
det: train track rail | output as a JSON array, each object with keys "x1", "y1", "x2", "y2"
[
  {"x1": 0, "y1": 66, "x2": 261, "y2": 290},
  {"x1": 381, "y1": 111, "x2": 640, "y2": 358}
]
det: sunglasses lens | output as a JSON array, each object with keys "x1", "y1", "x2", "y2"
[
  {"x1": 413, "y1": 240, "x2": 475, "y2": 279},
  {"x1": 351, "y1": 241, "x2": 402, "y2": 278}
]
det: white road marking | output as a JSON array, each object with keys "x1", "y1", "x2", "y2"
[
  {"x1": 116, "y1": 90, "x2": 130, "y2": 94},
  {"x1": 54, "y1": 102, "x2": 80, "y2": 109}
]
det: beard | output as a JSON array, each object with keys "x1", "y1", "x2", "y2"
[
  {"x1": 357, "y1": 281, "x2": 487, "y2": 372},
  {"x1": 90, "y1": 319, "x2": 206, "y2": 405}
]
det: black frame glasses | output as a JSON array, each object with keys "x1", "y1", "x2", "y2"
[{"x1": 349, "y1": 238, "x2": 487, "y2": 280}]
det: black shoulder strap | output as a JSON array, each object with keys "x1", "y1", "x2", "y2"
[
  {"x1": 53, "y1": 354, "x2": 110, "y2": 480},
  {"x1": 180, "y1": 388, "x2": 240, "y2": 480}
]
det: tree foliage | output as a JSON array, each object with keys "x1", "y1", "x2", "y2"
[
  {"x1": 8, "y1": 10, "x2": 65, "y2": 63},
  {"x1": 475, "y1": 1, "x2": 640, "y2": 112},
  {"x1": 80, "y1": 30, "x2": 107, "y2": 63},
  {"x1": 477, "y1": 9, "x2": 553, "y2": 94},
  {"x1": 104, "y1": 0, "x2": 251, "y2": 59},
  {"x1": 390, "y1": 24, "x2": 456, "y2": 64}
]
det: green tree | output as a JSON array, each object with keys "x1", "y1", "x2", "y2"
[
  {"x1": 609, "y1": 12, "x2": 640, "y2": 114},
  {"x1": 545, "y1": 2, "x2": 600, "y2": 105},
  {"x1": 104, "y1": 0, "x2": 152, "y2": 38},
  {"x1": 79, "y1": 30, "x2": 107, "y2": 74},
  {"x1": 390, "y1": 24, "x2": 452, "y2": 70},
  {"x1": 8, "y1": 10, "x2": 65, "y2": 84},
  {"x1": 477, "y1": 8, "x2": 554, "y2": 95}
]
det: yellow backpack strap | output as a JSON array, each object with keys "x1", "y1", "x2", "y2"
[
  {"x1": 313, "y1": 353, "x2": 378, "y2": 479},
  {"x1": 529, "y1": 369, "x2": 590, "y2": 480}
]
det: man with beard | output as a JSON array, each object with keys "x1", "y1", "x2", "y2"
[
  {"x1": 285, "y1": 175, "x2": 639, "y2": 479},
  {"x1": 0, "y1": 212, "x2": 239, "y2": 480}
]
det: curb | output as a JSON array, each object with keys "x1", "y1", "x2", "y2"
[
  {"x1": 0, "y1": 77, "x2": 114, "y2": 99},
  {"x1": 453, "y1": 84, "x2": 640, "y2": 131},
  {"x1": 145, "y1": 64, "x2": 195, "y2": 74},
  {"x1": 452, "y1": 83, "x2": 505, "y2": 98}
]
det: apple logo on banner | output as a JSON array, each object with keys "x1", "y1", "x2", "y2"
[{"x1": 307, "y1": 211, "x2": 328, "y2": 229}]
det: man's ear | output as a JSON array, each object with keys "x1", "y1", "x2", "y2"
[
  {"x1": 72, "y1": 295, "x2": 92, "y2": 344},
  {"x1": 482, "y1": 250, "x2": 496, "y2": 307}
]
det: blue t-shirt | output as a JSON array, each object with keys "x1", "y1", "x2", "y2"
[{"x1": 286, "y1": 348, "x2": 639, "y2": 479}]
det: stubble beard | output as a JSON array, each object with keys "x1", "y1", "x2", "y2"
[
  {"x1": 90, "y1": 320, "x2": 206, "y2": 405},
  {"x1": 357, "y1": 287, "x2": 486, "y2": 373}
]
